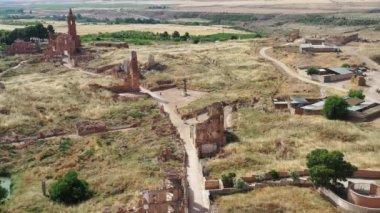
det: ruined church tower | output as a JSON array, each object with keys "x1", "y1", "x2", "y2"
[
  {"x1": 67, "y1": 9, "x2": 77, "y2": 38},
  {"x1": 67, "y1": 8, "x2": 81, "y2": 50}
]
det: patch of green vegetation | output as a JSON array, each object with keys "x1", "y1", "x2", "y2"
[
  {"x1": 49, "y1": 170, "x2": 93, "y2": 205},
  {"x1": 297, "y1": 15, "x2": 380, "y2": 26},
  {"x1": 81, "y1": 30, "x2": 262, "y2": 45},
  {"x1": 32, "y1": 3, "x2": 155, "y2": 10},
  {"x1": 174, "y1": 12, "x2": 258, "y2": 24},
  {"x1": 58, "y1": 138, "x2": 73, "y2": 153}
]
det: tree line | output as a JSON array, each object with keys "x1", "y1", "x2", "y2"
[{"x1": 0, "y1": 23, "x2": 54, "y2": 45}]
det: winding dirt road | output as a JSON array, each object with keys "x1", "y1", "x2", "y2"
[{"x1": 259, "y1": 46, "x2": 379, "y2": 102}]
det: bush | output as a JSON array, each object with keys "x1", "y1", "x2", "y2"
[
  {"x1": 306, "y1": 67, "x2": 319, "y2": 75},
  {"x1": 267, "y1": 170, "x2": 280, "y2": 180},
  {"x1": 0, "y1": 183, "x2": 8, "y2": 201},
  {"x1": 288, "y1": 170, "x2": 300, "y2": 181},
  {"x1": 306, "y1": 149, "x2": 357, "y2": 189},
  {"x1": 348, "y1": 89, "x2": 365, "y2": 99},
  {"x1": 49, "y1": 170, "x2": 93, "y2": 205},
  {"x1": 342, "y1": 63, "x2": 351, "y2": 68},
  {"x1": 221, "y1": 172, "x2": 236, "y2": 188},
  {"x1": 234, "y1": 178, "x2": 249, "y2": 190},
  {"x1": 323, "y1": 96, "x2": 349, "y2": 120}
]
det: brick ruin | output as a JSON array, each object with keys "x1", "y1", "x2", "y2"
[
  {"x1": 191, "y1": 103, "x2": 226, "y2": 158},
  {"x1": 6, "y1": 39, "x2": 39, "y2": 55},
  {"x1": 286, "y1": 29, "x2": 300, "y2": 42},
  {"x1": 139, "y1": 170, "x2": 187, "y2": 213},
  {"x1": 113, "y1": 51, "x2": 141, "y2": 92},
  {"x1": 43, "y1": 9, "x2": 81, "y2": 65}
]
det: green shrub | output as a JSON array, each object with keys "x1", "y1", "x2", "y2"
[
  {"x1": 323, "y1": 96, "x2": 349, "y2": 120},
  {"x1": 234, "y1": 178, "x2": 249, "y2": 190},
  {"x1": 306, "y1": 67, "x2": 319, "y2": 75},
  {"x1": 0, "y1": 183, "x2": 8, "y2": 201},
  {"x1": 288, "y1": 170, "x2": 300, "y2": 181},
  {"x1": 58, "y1": 138, "x2": 73, "y2": 153},
  {"x1": 221, "y1": 172, "x2": 236, "y2": 188},
  {"x1": 267, "y1": 170, "x2": 280, "y2": 180},
  {"x1": 307, "y1": 149, "x2": 357, "y2": 189},
  {"x1": 49, "y1": 170, "x2": 93, "y2": 205},
  {"x1": 342, "y1": 63, "x2": 351, "y2": 68},
  {"x1": 348, "y1": 89, "x2": 365, "y2": 99}
]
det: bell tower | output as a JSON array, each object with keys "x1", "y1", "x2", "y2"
[{"x1": 67, "y1": 8, "x2": 77, "y2": 38}]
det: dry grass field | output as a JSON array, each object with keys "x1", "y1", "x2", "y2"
[
  {"x1": 0, "y1": 21, "x2": 248, "y2": 36},
  {"x1": 0, "y1": 60, "x2": 152, "y2": 135},
  {"x1": 56, "y1": 23, "x2": 249, "y2": 36},
  {"x1": 215, "y1": 186, "x2": 338, "y2": 212},
  {"x1": 0, "y1": 55, "x2": 184, "y2": 212},
  {"x1": 205, "y1": 107, "x2": 380, "y2": 179}
]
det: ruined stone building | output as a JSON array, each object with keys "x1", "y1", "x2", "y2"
[
  {"x1": 191, "y1": 103, "x2": 226, "y2": 158},
  {"x1": 140, "y1": 171, "x2": 187, "y2": 213},
  {"x1": 113, "y1": 51, "x2": 141, "y2": 92},
  {"x1": 6, "y1": 39, "x2": 38, "y2": 55},
  {"x1": 44, "y1": 9, "x2": 81, "y2": 62}
]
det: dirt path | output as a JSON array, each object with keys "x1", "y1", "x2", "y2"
[
  {"x1": 259, "y1": 46, "x2": 379, "y2": 102},
  {"x1": 0, "y1": 60, "x2": 29, "y2": 78},
  {"x1": 141, "y1": 87, "x2": 210, "y2": 213}
]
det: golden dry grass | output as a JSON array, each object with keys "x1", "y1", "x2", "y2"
[
  {"x1": 206, "y1": 107, "x2": 380, "y2": 179},
  {"x1": 0, "y1": 56, "x2": 184, "y2": 212},
  {"x1": 215, "y1": 186, "x2": 338, "y2": 213},
  {"x1": 55, "y1": 23, "x2": 249, "y2": 36}
]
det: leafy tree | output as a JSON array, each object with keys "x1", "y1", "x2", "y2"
[
  {"x1": 348, "y1": 89, "x2": 365, "y2": 99},
  {"x1": 0, "y1": 183, "x2": 7, "y2": 201},
  {"x1": 323, "y1": 96, "x2": 349, "y2": 120},
  {"x1": 183, "y1": 32, "x2": 190, "y2": 40},
  {"x1": 49, "y1": 170, "x2": 93, "y2": 205},
  {"x1": 221, "y1": 172, "x2": 236, "y2": 188},
  {"x1": 306, "y1": 149, "x2": 357, "y2": 189},
  {"x1": 47, "y1": 25, "x2": 55, "y2": 34},
  {"x1": 160, "y1": 31, "x2": 169, "y2": 39},
  {"x1": 172, "y1": 31, "x2": 180, "y2": 39},
  {"x1": 306, "y1": 67, "x2": 319, "y2": 75}
]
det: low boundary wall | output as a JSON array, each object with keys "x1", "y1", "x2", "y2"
[{"x1": 320, "y1": 188, "x2": 380, "y2": 213}]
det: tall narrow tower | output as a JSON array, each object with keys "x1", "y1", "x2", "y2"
[{"x1": 67, "y1": 8, "x2": 77, "y2": 38}]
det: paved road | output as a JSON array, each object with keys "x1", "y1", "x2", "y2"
[
  {"x1": 259, "y1": 47, "x2": 378, "y2": 102},
  {"x1": 141, "y1": 87, "x2": 210, "y2": 213}
]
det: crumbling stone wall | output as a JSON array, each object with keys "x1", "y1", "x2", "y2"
[
  {"x1": 6, "y1": 39, "x2": 38, "y2": 55},
  {"x1": 76, "y1": 120, "x2": 107, "y2": 136},
  {"x1": 123, "y1": 51, "x2": 141, "y2": 92},
  {"x1": 193, "y1": 103, "x2": 226, "y2": 158},
  {"x1": 326, "y1": 33, "x2": 359, "y2": 46}
]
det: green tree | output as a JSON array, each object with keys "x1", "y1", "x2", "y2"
[
  {"x1": 348, "y1": 89, "x2": 365, "y2": 99},
  {"x1": 49, "y1": 170, "x2": 93, "y2": 205},
  {"x1": 0, "y1": 183, "x2": 7, "y2": 201},
  {"x1": 47, "y1": 25, "x2": 55, "y2": 34},
  {"x1": 323, "y1": 96, "x2": 349, "y2": 120},
  {"x1": 306, "y1": 149, "x2": 357, "y2": 189},
  {"x1": 221, "y1": 172, "x2": 236, "y2": 188},
  {"x1": 172, "y1": 31, "x2": 180, "y2": 39},
  {"x1": 306, "y1": 67, "x2": 319, "y2": 75}
]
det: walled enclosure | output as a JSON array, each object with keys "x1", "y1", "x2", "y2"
[{"x1": 348, "y1": 182, "x2": 380, "y2": 208}]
